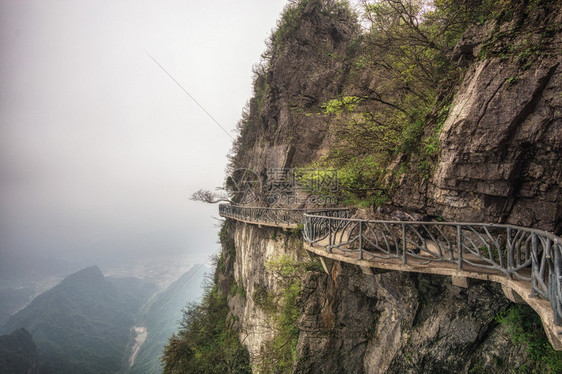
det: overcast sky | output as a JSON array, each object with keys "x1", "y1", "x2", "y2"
[{"x1": 0, "y1": 0, "x2": 287, "y2": 265}]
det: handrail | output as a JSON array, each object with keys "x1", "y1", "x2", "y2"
[
  {"x1": 219, "y1": 204, "x2": 349, "y2": 226},
  {"x1": 302, "y1": 212, "x2": 562, "y2": 327},
  {"x1": 218, "y1": 204, "x2": 562, "y2": 329}
]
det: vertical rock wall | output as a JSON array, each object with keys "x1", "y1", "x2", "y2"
[
  {"x1": 394, "y1": 8, "x2": 562, "y2": 232},
  {"x1": 225, "y1": 222, "x2": 306, "y2": 370},
  {"x1": 224, "y1": 222, "x2": 535, "y2": 373}
]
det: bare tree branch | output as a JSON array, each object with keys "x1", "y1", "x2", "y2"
[{"x1": 190, "y1": 189, "x2": 232, "y2": 204}]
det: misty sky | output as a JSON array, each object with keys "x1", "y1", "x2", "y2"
[{"x1": 0, "y1": 0, "x2": 287, "y2": 265}]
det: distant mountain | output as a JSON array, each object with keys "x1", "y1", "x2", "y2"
[
  {"x1": 0, "y1": 328, "x2": 38, "y2": 374},
  {"x1": 0, "y1": 253, "x2": 79, "y2": 326},
  {"x1": 0, "y1": 253, "x2": 74, "y2": 288},
  {"x1": 0, "y1": 287, "x2": 36, "y2": 327},
  {"x1": 1, "y1": 266, "x2": 157, "y2": 374},
  {"x1": 128, "y1": 264, "x2": 208, "y2": 374}
]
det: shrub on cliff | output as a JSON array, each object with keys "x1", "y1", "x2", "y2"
[
  {"x1": 161, "y1": 284, "x2": 251, "y2": 374},
  {"x1": 496, "y1": 305, "x2": 562, "y2": 373}
]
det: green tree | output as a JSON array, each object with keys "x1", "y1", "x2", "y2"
[{"x1": 161, "y1": 284, "x2": 251, "y2": 374}]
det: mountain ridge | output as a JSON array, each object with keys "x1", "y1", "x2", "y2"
[{"x1": 1, "y1": 265, "x2": 156, "y2": 374}]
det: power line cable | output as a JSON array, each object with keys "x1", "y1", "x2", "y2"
[{"x1": 145, "y1": 51, "x2": 234, "y2": 140}]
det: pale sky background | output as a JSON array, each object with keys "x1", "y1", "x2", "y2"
[{"x1": 0, "y1": 0, "x2": 287, "y2": 265}]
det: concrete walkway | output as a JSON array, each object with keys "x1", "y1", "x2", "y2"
[{"x1": 219, "y1": 204, "x2": 562, "y2": 350}]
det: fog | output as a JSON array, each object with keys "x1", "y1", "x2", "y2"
[{"x1": 0, "y1": 0, "x2": 287, "y2": 266}]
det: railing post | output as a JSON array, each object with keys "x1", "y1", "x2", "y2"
[
  {"x1": 553, "y1": 243, "x2": 562, "y2": 325},
  {"x1": 308, "y1": 216, "x2": 312, "y2": 244},
  {"x1": 328, "y1": 218, "x2": 332, "y2": 254},
  {"x1": 507, "y1": 227, "x2": 513, "y2": 278},
  {"x1": 530, "y1": 233, "x2": 539, "y2": 298},
  {"x1": 457, "y1": 225, "x2": 463, "y2": 270},
  {"x1": 359, "y1": 221, "x2": 363, "y2": 260},
  {"x1": 402, "y1": 224, "x2": 407, "y2": 265}
]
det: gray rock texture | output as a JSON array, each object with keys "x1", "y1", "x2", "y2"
[{"x1": 394, "y1": 7, "x2": 562, "y2": 233}]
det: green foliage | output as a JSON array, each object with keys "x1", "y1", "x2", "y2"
[
  {"x1": 229, "y1": 0, "x2": 359, "y2": 171},
  {"x1": 161, "y1": 221, "x2": 248, "y2": 373},
  {"x1": 298, "y1": 156, "x2": 388, "y2": 208},
  {"x1": 271, "y1": 0, "x2": 356, "y2": 49},
  {"x1": 161, "y1": 285, "x2": 251, "y2": 374},
  {"x1": 258, "y1": 256, "x2": 302, "y2": 373},
  {"x1": 266, "y1": 255, "x2": 304, "y2": 280},
  {"x1": 266, "y1": 281, "x2": 301, "y2": 373},
  {"x1": 416, "y1": 100, "x2": 452, "y2": 178},
  {"x1": 219, "y1": 220, "x2": 236, "y2": 260},
  {"x1": 0, "y1": 329, "x2": 37, "y2": 374},
  {"x1": 345, "y1": 190, "x2": 388, "y2": 208},
  {"x1": 303, "y1": 0, "x2": 506, "y2": 206},
  {"x1": 130, "y1": 266, "x2": 207, "y2": 374},
  {"x1": 216, "y1": 221, "x2": 237, "y2": 278},
  {"x1": 477, "y1": 245, "x2": 501, "y2": 263},
  {"x1": 322, "y1": 96, "x2": 362, "y2": 114},
  {"x1": 289, "y1": 223, "x2": 304, "y2": 237},
  {"x1": 295, "y1": 167, "x2": 340, "y2": 196},
  {"x1": 506, "y1": 76, "x2": 519, "y2": 86},
  {"x1": 230, "y1": 282, "x2": 246, "y2": 300},
  {"x1": 230, "y1": 0, "x2": 557, "y2": 208},
  {"x1": 496, "y1": 305, "x2": 562, "y2": 373},
  {"x1": 475, "y1": 0, "x2": 558, "y2": 66},
  {"x1": 252, "y1": 285, "x2": 278, "y2": 314},
  {"x1": 217, "y1": 252, "x2": 226, "y2": 274},
  {"x1": 303, "y1": 259, "x2": 324, "y2": 273},
  {"x1": 254, "y1": 255, "x2": 324, "y2": 372},
  {"x1": 271, "y1": 0, "x2": 307, "y2": 47},
  {"x1": 516, "y1": 44, "x2": 543, "y2": 70},
  {"x1": 253, "y1": 72, "x2": 269, "y2": 113}
]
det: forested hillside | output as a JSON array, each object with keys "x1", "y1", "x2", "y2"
[
  {"x1": 128, "y1": 264, "x2": 207, "y2": 374},
  {"x1": 0, "y1": 328, "x2": 38, "y2": 374},
  {"x1": 1, "y1": 266, "x2": 157, "y2": 374}
]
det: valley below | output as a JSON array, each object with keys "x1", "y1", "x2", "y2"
[{"x1": 0, "y1": 255, "x2": 208, "y2": 374}]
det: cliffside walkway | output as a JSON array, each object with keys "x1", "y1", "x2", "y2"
[{"x1": 218, "y1": 204, "x2": 562, "y2": 350}]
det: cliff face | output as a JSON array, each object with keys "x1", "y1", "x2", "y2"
[
  {"x1": 296, "y1": 267, "x2": 522, "y2": 373},
  {"x1": 230, "y1": 0, "x2": 360, "y2": 174},
  {"x1": 223, "y1": 223, "x2": 306, "y2": 362},
  {"x1": 412, "y1": 8, "x2": 561, "y2": 232},
  {"x1": 222, "y1": 222, "x2": 534, "y2": 373},
  {"x1": 219, "y1": 1, "x2": 562, "y2": 373}
]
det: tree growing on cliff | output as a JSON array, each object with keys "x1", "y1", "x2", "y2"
[
  {"x1": 190, "y1": 189, "x2": 232, "y2": 204},
  {"x1": 303, "y1": 0, "x2": 501, "y2": 206}
]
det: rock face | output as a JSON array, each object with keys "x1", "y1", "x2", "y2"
[
  {"x1": 394, "y1": 8, "x2": 562, "y2": 233},
  {"x1": 231, "y1": 0, "x2": 360, "y2": 176},
  {"x1": 220, "y1": 221, "x2": 306, "y2": 366},
  {"x1": 432, "y1": 47, "x2": 561, "y2": 232},
  {"x1": 296, "y1": 266, "x2": 524, "y2": 374},
  {"x1": 220, "y1": 1, "x2": 562, "y2": 373},
  {"x1": 225, "y1": 223, "x2": 535, "y2": 373}
]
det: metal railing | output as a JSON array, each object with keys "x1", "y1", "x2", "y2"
[
  {"x1": 303, "y1": 212, "x2": 562, "y2": 326},
  {"x1": 218, "y1": 204, "x2": 562, "y2": 327},
  {"x1": 219, "y1": 204, "x2": 349, "y2": 227}
]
